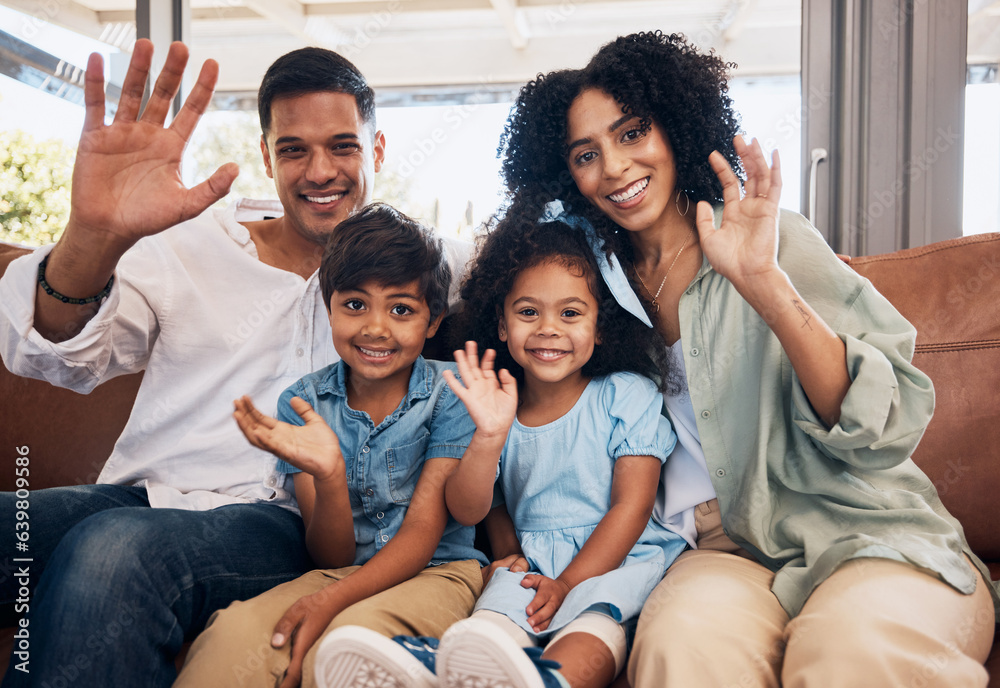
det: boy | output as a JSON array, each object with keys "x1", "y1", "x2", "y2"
[{"x1": 174, "y1": 204, "x2": 487, "y2": 688}]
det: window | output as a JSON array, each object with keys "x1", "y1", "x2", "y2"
[{"x1": 964, "y1": 68, "x2": 1000, "y2": 236}]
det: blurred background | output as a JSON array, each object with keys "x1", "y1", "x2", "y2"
[{"x1": 0, "y1": 0, "x2": 997, "y2": 251}]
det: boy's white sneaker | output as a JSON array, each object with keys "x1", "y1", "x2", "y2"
[
  {"x1": 314, "y1": 625, "x2": 439, "y2": 688},
  {"x1": 437, "y1": 618, "x2": 564, "y2": 688}
]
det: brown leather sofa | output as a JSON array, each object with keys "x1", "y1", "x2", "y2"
[{"x1": 1, "y1": 234, "x2": 999, "y2": 682}]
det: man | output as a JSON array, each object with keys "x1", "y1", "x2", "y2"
[{"x1": 0, "y1": 40, "x2": 465, "y2": 687}]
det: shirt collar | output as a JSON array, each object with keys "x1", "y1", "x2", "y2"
[
  {"x1": 317, "y1": 355, "x2": 434, "y2": 409},
  {"x1": 223, "y1": 198, "x2": 287, "y2": 248}
]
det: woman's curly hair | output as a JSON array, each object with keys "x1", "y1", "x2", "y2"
[
  {"x1": 499, "y1": 31, "x2": 743, "y2": 262},
  {"x1": 453, "y1": 195, "x2": 673, "y2": 391}
]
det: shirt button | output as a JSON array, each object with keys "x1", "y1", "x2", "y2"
[
  {"x1": 376, "y1": 511, "x2": 384, "y2": 519},
  {"x1": 701, "y1": 410, "x2": 712, "y2": 419},
  {"x1": 716, "y1": 468, "x2": 727, "y2": 477},
  {"x1": 362, "y1": 446, "x2": 370, "y2": 454},
  {"x1": 365, "y1": 488, "x2": 374, "y2": 496},
  {"x1": 690, "y1": 348, "x2": 700, "y2": 357},
  {"x1": 381, "y1": 534, "x2": 389, "y2": 542},
  {"x1": 265, "y1": 477, "x2": 277, "y2": 488},
  {"x1": 295, "y1": 347, "x2": 304, "y2": 357},
  {"x1": 686, "y1": 287, "x2": 694, "y2": 295}
]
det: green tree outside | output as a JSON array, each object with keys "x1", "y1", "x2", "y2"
[
  {"x1": 0, "y1": 130, "x2": 74, "y2": 246},
  {"x1": 186, "y1": 110, "x2": 276, "y2": 203}
]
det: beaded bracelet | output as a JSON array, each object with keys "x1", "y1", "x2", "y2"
[{"x1": 37, "y1": 255, "x2": 115, "y2": 305}]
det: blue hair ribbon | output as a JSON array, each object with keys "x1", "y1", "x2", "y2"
[{"x1": 538, "y1": 200, "x2": 653, "y2": 328}]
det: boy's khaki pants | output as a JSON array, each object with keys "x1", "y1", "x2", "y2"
[
  {"x1": 174, "y1": 559, "x2": 483, "y2": 688},
  {"x1": 629, "y1": 499, "x2": 996, "y2": 688}
]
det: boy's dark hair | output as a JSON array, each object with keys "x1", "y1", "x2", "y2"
[
  {"x1": 499, "y1": 31, "x2": 743, "y2": 264},
  {"x1": 454, "y1": 197, "x2": 674, "y2": 391},
  {"x1": 258, "y1": 47, "x2": 376, "y2": 138},
  {"x1": 320, "y1": 203, "x2": 451, "y2": 322}
]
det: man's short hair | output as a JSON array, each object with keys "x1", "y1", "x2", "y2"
[
  {"x1": 320, "y1": 203, "x2": 451, "y2": 322},
  {"x1": 258, "y1": 47, "x2": 376, "y2": 138}
]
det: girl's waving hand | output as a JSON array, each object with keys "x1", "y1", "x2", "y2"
[
  {"x1": 443, "y1": 341, "x2": 518, "y2": 439},
  {"x1": 443, "y1": 341, "x2": 518, "y2": 526}
]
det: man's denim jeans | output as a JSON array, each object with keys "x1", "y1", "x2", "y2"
[{"x1": 0, "y1": 485, "x2": 311, "y2": 687}]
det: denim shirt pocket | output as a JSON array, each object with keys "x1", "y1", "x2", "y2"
[{"x1": 386, "y1": 432, "x2": 429, "y2": 505}]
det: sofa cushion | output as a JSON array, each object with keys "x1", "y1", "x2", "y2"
[{"x1": 0, "y1": 242, "x2": 143, "y2": 491}]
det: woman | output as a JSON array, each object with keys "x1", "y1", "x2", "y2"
[{"x1": 498, "y1": 31, "x2": 997, "y2": 687}]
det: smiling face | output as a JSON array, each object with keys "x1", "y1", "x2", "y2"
[
  {"x1": 565, "y1": 88, "x2": 680, "y2": 235},
  {"x1": 328, "y1": 279, "x2": 442, "y2": 393},
  {"x1": 261, "y1": 91, "x2": 385, "y2": 246},
  {"x1": 499, "y1": 258, "x2": 600, "y2": 393}
]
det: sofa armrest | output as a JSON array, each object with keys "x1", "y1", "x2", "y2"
[{"x1": 0, "y1": 241, "x2": 142, "y2": 490}]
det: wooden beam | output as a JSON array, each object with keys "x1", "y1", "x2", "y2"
[
  {"x1": 305, "y1": 0, "x2": 491, "y2": 15},
  {"x1": 244, "y1": 0, "x2": 310, "y2": 42},
  {"x1": 3, "y1": 0, "x2": 104, "y2": 41},
  {"x1": 723, "y1": 0, "x2": 756, "y2": 44},
  {"x1": 489, "y1": 0, "x2": 529, "y2": 49}
]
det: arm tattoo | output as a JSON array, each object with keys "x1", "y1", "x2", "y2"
[{"x1": 792, "y1": 299, "x2": 813, "y2": 330}]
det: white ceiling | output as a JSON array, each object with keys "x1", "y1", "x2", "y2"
[
  {"x1": 3, "y1": 0, "x2": 998, "y2": 98},
  {"x1": 6, "y1": 0, "x2": 803, "y2": 94}
]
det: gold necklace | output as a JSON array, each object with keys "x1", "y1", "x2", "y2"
[{"x1": 635, "y1": 230, "x2": 694, "y2": 313}]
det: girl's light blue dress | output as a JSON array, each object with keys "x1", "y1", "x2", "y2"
[{"x1": 474, "y1": 372, "x2": 688, "y2": 639}]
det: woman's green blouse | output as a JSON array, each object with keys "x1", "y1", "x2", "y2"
[{"x1": 678, "y1": 208, "x2": 996, "y2": 618}]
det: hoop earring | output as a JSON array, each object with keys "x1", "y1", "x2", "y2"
[{"x1": 675, "y1": 189, "x2": 691, "y2": 216}]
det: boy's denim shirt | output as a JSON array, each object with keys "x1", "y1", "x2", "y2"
[{"x1": 275, "y1": 356, "x2": 487, "y2": 567}]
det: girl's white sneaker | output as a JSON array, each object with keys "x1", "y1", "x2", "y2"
[
  {"x1": 437, "y1": 618, "x2": 563, "y2": 688},
  {"x1": 313, "y1": 625, "x2": 439, "y2": 688}
]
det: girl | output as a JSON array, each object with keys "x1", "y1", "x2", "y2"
[
  {"x1": 317, "y1": 207, "x2": 687, "y2": 688},
  {"x1": 497, "y1": 30, "x2": 998, "y2": 688}
]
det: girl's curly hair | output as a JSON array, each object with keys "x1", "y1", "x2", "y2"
[
  {"x1": 453, "y1": 195, "x2": 674, "y2": 391},
  {"x1": 499, "y1": 31, "x2": 743, "y2": 262}
]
